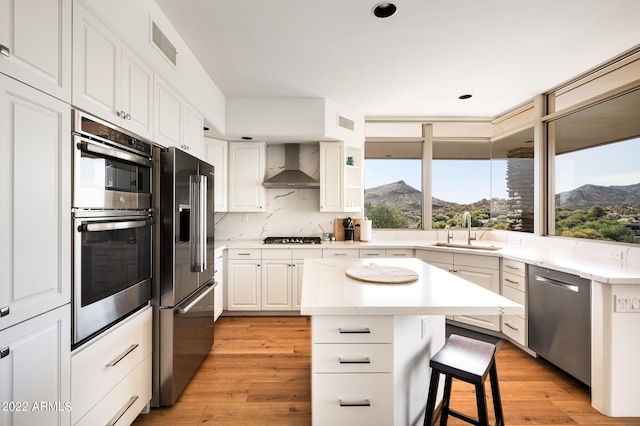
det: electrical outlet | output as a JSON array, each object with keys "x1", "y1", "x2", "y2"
[
  {"x1": 242, "y1": 213, "x2": 249, "y2": 223},
  {"x1": 607, "y1": 250, "x2": 623, "y2": 261},
  {"x1": 397, "y1": 233, "x2": 406, "y2": 240},
  {"x1": 614, "y1": 295, "x2": 640, "y2": 312}
]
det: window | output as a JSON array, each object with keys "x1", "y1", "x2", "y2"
[
  {"x1": 548, "y1": 88, "x2": 640, "y2": 243},
  {"x1": 364, "y1": 141, "x2": 423, "y2": 229}
]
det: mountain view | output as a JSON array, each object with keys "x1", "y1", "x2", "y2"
[{"x1": 364, "y1": 180, "x2": 640, "y2": 243}]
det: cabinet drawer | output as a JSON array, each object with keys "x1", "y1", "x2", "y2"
[
  {"x1": 313, "y1": 343, "x2": 393, "y2": 373},
  {"x1": 261, "y1": 248, "x2": 291, "y2": 260},
  {"x1": 455, "y1": 253, "x2": 500, "y2": 269},
  {"x1": 323, "y1": 248, "x2": 358, "y2": 258},
  {"x1": 386, "y1": 249, "x2": 413, "y2": 258},
  {"x1": 503, "y1": 271, "x2": 526, "y2": 292},
  {"x1": 313, "y1": 316, "x2": 393, "y2": 343},
  {"x1": 71, "y1": 306, "x2": 152, "y2": 423},
  {"x1": 416, "y1": 249, "x2": 453, "y2": 265},
  {"x1": 228, "y1": 248, "x2": 261, "y2": 259},
  {"x1": 501, "y1": 315, "x2": 527, "y2": 347},
  {"x1": 502, "y1": 285, "x2": 526, "y2": 317},
  {"x1": 292, "y1": 248, "x2": 323, "y2": 259},
  {"x1": 503, "y1": 258, "x2": 526, "y2": 277},
  {"x1": 74, "y1": 354, "x2": 151, "y2": 426},
  {"x1": 359, "y1": 249, "x2": 386, "y2": 258},
  {"x1": 312, "y1": 373, "x2": 393, "y2": 426}
]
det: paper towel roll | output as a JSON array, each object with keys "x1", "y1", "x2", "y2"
[{"x1": 360, "y1": 219, "x2": 372, "y2": 241}]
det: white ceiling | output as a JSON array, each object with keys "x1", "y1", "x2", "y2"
[{"x1": 154, "y1": 0, "x2": 640, "y2": 119}]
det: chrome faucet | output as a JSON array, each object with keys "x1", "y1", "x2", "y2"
[
  {"x1": 461, "y1": 211, "x2": 476, "y2": 245},
  {"x1": 444, "y1": 224, "x2": 453, "y2": 244}
]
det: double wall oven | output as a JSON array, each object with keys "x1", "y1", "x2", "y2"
[{"x1": 72, "y1": 110, "x2": 153, "y2": 346}]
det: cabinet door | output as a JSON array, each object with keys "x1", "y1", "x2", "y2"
[
  {"x1": 262, "y1": 261, "x2": 291, "y2": 310},
  {"x1": 227, "y1": 261, "x2": 261, "y2": 310},
  {"x1": 153, "y1": 76, "x2": 182, "y2": 148},
  {"x1": 183, "y1": 102, "x2": 204, "y2": 158},
  {"x1": 292, "y1": 260, "x2": 305, "y2": 310},
  {"x1": 0, "y1": 305, "x2": 71, "y2": 426},
  {"x1": 121, "y1": 45, "x2": 153, "y2": 139},
  {"x1": 0, "y1": 75, "x2": 71, "y2": 331},
  {"x1": 319, "y1": 142, "x2": 344, "y2": 212},
  {"x1": 453, "y1": 265, "x2": 500, "y2": 331},
  {"x1": 72, "y1": 1, "x2": 121, "y2": 120},
  {"x1": 228, "y1": 142, "x2": 266, "y2": 212},
  {"x1": 205, "y1": 137, "x2": 228, "y2": 212},
  {"x1": 0, "y1": 0, "x2": 71, "y2": 101}
]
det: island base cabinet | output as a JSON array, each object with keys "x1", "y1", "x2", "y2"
[{"x1": 312, "y1": 373, "x2": 393, "y2": 426}]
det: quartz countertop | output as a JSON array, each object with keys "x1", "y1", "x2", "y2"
[{"x1": 300, "y1": 257, "x2": 524, "y2": 316}]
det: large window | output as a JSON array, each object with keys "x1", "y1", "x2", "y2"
[
  {"x1": 548, "y1": 88, "x2": 640, "y2": 243},
  {"x1": 364, "y1": 141, "x2": 423, "y2": 229}
]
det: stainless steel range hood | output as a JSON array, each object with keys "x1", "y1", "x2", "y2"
[{"x1": 262, "y1": 144, "x2": 319, "y2": 188}]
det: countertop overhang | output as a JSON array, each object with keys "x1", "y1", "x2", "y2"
[{"x1": 300, "y1": 257, "x2": 524, "y2": 316}]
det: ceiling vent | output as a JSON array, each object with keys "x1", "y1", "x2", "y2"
[
  {"x1": 151, "y1": 22, "x2": 177, "y2": 66},
  {"x1": 338, "y1": 115, "x2": 355, "y2": 131}
]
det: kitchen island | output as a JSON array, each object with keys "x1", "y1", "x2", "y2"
[{"x1": 300, "y1": 257, "x2": 523, "y2": 426}]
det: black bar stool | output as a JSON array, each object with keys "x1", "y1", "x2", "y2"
[{"x1": 423, "y1": 334, "x2": 504, "y2": 426}]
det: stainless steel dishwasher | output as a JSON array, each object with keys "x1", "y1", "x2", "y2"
[{"x1": 528, "y1": 265, "x2": 591, "y2": 386}]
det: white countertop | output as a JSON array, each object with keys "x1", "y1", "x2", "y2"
[{"x1": 300, "y1": 257, "x2": 524, "y2": 316}]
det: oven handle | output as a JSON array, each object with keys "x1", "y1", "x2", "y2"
[
  {"x1": 79, "y1": 219, "x2": 152, "y2": 232},
  {"x1": 77, "y1": 140, "x2": 153, "y2": 168}
]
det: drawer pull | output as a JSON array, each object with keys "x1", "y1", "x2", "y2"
[
  {"x1": 0, "y1": 346, "x2": 9, "y2": 359},
  {"x1": 339, "y1": 357, "x2": 371, "y2": 364},
  {"x1": 339, "y1": 398, "x2": 371, "y2": 407},
  {"x1": 333, "y1": 253, "x2": 348, "y2": 256},
  {"x1": 364, "y1": 253, "x2": 380, "y2": 256},
  {"x1": 504, "y1": 322, "x2": 519, "y2": 331},
  {"x1": 238, "y1": 253, "x2": 252, "y2": 256},
  {"x1": 505, "y1": 265, "x2": 521, "y2": 270},
  {"x1": 392, "y1": 253, "x2": 406, "y2": 256},
  {"x1": 106, "y1": 395, "x2": 138, "y2": 426},
  {"x1": 339, "y1": 327, "x2": 370, "y2": 334},
  {"x1": 106, "y1": 344, "x2": 139, "y2": 367},
  {"x1": 504, "y1": 278, "x2": 519, "y2": 284},
  {"x1": 0, "y1": 306, "x2": 9, "y2": 317}
]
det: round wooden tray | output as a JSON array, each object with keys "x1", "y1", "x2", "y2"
[{"x1": 345, "y1": 264, "x2": 419, "y2": 284}]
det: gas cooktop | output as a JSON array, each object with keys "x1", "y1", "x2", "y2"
[{"x1": 263, "y1": 237, "x2": 322, "y2": 245}]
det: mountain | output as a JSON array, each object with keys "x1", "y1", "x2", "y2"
[{"x1": 556, "y1": 183, "x2": 640, "y2": 209}]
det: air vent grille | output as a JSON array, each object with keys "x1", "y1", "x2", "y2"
[
  {"x1": 337, "y1": 115, "x2": 355, "y2": 131},
  {"x1": 152, "y1": 22, "x2": 177, "y2": 66}
]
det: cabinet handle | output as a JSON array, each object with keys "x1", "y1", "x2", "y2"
[
  {"x1": 126, "y1": 113, "x2": 131, "y2": 120},
  {"x1": 392, "y1": 253, "x2": 406, "y2": 257},
  {"x1": 339, "y1": 398, "x2": 371, "y2": 407},
  {"x1": 0, "y1": 45, "x2": 10, "y2": 57},
  {"x1": 106, "y1": 344, "x2": 139, "y2": 367},
  {"x1": 505, "y1": 265, "x2": 520, "y2": 270},
  {"x1": 0, "y1": 306, "x2": 9, "y2": 317},
  {"x1": 504, "y1": 278, "x2": 519, "y2": 284},
  {"x1": 238, "y1": 253, "x2": 252, "y2": 256},
  {"x1": 0, "y1": 347, "x2": 9, "y2": 359},
  {"x1": 333, "y1": 253, "x2": 347, "y2": 256},
  {"x1": 339, "y1": 327, "x2": 370, "y2": 334},
  {"x1": 364, "y1": 253, "x2": 380, "y2": 256},
  {"x1": 339, "y1": 357, "x2": 370, "y2": 364},
  {"x1": 106, "y1": 395, "x2": 139, "y2": 426},
  {"x1": 504, "y1": 322, "x2": 519, "y2": 331}
]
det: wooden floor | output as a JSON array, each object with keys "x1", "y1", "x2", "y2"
[{"x1": 133, "y1": 316, "x2": 640, "y2": 426}]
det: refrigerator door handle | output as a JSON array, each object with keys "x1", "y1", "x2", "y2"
[
  {"x1": 175, "y1": 281, "x2": 216, "y2": 314},
  {"x1": 190, "y1": 175, "x2": 207, "y2": 272}
]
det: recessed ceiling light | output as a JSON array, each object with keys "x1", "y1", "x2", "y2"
[
  {"x1": 241, "y1": 136, "x2": 253, "y2": 140},
  {"x1": 372, "y1": 2, "x2": 397, "y2": 18},
  {"x1": 459, "y1": 94, "x2": 472, "y2": 100}
]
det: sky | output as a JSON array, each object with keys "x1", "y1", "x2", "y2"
[{"x1": 364, "y1": 137, "x2": 640, "y2": 205}]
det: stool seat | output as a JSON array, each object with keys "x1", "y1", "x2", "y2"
[{"x1": 423, "y1": 334, "x2": 504, "y2": 426}]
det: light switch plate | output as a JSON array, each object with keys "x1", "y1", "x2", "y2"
[{"x1": 614, "y1": 295, "x2": 640, "y2": 312}]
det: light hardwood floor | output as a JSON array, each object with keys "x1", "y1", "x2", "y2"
[{"x1": 133, "y1": 316, "x2": 640, "y2": 425}]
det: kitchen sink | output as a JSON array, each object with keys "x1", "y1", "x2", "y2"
[{"x1": 433, "y1": 242, "x2": 502, "y2": 251}]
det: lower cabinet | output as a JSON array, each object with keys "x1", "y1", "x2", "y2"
[
  {"x1": 500, "y1": 259, "x2": 528, "y2": 346},
  {"x1": 71, "y1": 305, "x2": 152, "y2": 426},
  {"x1": 227, "y1": 249, "x2": 262, "y2": 311},
  {"x1": 0, "y1": 304, "x2": 71, "y2": 426}
]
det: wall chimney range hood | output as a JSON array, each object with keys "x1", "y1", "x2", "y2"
[{"x1": 262, "y1": 144, "x2": 319, "y2": 188}]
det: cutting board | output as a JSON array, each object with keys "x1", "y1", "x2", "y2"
[
  {"x1": 345, "y1": 264, "x2": 418, "y2": 284},
  {"x1": 333, "y1": 219, "x2": 345, "y2": 241}
]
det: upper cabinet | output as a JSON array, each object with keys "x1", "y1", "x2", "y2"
[
  {"x1": 320, "y1": 141, "x2": 363, "y2": 213},
  {"x1": 205, "y1": 137, "x2": 229, "y2": 212},
  {"x1": 72, "y1": 2, "x2": 153, "y2": 139},
  {"x1": 228, "y1": 142, "x2": 266, "y2": 212},
  {"x1": 0, "y1": 0, "x2": 72, "y2": 102}
]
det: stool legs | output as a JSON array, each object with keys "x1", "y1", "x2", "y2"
[
  {"x1": 439, "y1": 376, "x2": 453, "y2": 426},
  {"x1": 424, "y1": 370, "x2": 440, "y2": 426},
  {"x1": 489, "y1": 362, "x2": 505, "y2": 426},
  {"x1": 474, "y1": 382, "x2": 489, "y2": 426}
]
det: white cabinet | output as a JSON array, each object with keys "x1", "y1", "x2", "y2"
[
  {"x1": 0, "y1": 74, "x2": 71, "y2": 331},
  {"x1": 71, "y1": 305, "x2": 152, "y2": 426},
  {"x1": 262, "y1": 254, "x2": 292, "y2": 311},
  {"x1": 359, "y1": 249, "x2": 414, "y2": 258},
  {"x1": 500, "y1": 259, "x2": 528, "y2": 346},
  {"x1": 0, "y1": 305, "x2": 71, "y2": 426},
  {"x1": 213, "y1": 249, "x2": 225, "y2": 320},
  {"x1": 228, "y1": 142, "x2": 266, "y2": 212},
  {"x1": 72, "y1": 2, "x2": 153, "y2": 139},
  {"x1": 416, "y1": 250, "x2": 500, "y2": 331},
  {"x1": 153, "y1": 76, "x2": 204, "y2": 157},
  {"x1": 227, "y1": 249, "x2": 262, "y2": 311},
  {"x1": 320, "y1": 141, "x2": 363, "y2": 212},
  {"x1": 323, "y1": 248, "x2": 359, "y2": 258},
  {"x1": 0, "y1": 0, "x2": 71, "y2": 101},
  {"x1": 204, "y1": 137, "x2": 228, "y2": 212}
]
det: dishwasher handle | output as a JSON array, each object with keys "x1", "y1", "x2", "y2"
[{"x1": 534, "y1": 274, "x2": 580, "y2": 292}]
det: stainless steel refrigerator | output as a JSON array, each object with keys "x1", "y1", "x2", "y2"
[{"x1": 152, "y1": 146, "x2": 216, "y2": 406}]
